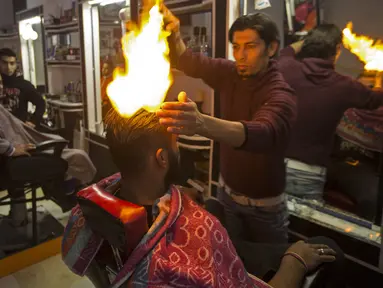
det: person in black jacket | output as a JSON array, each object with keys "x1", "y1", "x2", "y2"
[{"x1": 0, "y1": 48, "x2": 45, "y2": 128}]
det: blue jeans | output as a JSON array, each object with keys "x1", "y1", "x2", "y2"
[
  {"x1": 285, "y1": 166, "x2": 326, "y2": 201},
  {"x1": 217, "y1": 188, "x2": 289, "y2": 244}
]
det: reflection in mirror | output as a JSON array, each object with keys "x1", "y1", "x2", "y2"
[
  {"x1": 81, "y1": 0, "x2": 127, "y2": 136},
  {"x1": 282, "y1": 1, "x2": 382, "y2": 245},
  {"x1": 284, "y1": 0, "x2": 317, "y2": 46},
  {"x1": 98, "y1": 3, "x2": 125, "y2": 119}
]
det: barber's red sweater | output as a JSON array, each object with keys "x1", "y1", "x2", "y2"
[
  {"x1": 177, "y1": 50, "x2": 296, "y2": 199},
  {"x1": 278, "y1": 47, "x2": 383, "y2": 167}
]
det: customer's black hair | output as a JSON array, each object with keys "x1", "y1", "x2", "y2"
[
  {"x1": 0, "y1": 48, "x2": 17, "y2": 59},
  {"x1": 104, "y1": 108, "x2": 172, "y2": 176},
  {"x1": 228, "y1": 13, "x2": 280, "y2": 47},
  {"x1": 297, "y1": 24, "x2": 342, "y2": 60}
]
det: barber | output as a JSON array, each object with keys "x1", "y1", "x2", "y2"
[
  {"x1": 0, "y1": 48, "x2": 45, "y2": 129},
  {"x1": 157, "y1": 6, "x2": 296, "y2": 243},
  {"x1": 277, "y1": 24, "x2": 383, "y2": 202}
]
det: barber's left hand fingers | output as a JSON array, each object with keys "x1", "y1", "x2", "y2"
[
  {"x1": 160, "y1": 102, "x2": 196, "y2": 111},
  {"x1": 159, "y1": 119, "x2": 194, "y2": 127},
  {"x1": 25, "y1": 143, "x2": 36, "y2": 150},
  {"x1": 309, "y1": 244, "x2": 330, "y2": 250},
  {"x1": 157, "y1": 110, "x2": 195, "y2": 120},
  {"x1": 319, "y1": 248, "x2": 337, "y2": 256},
  {"x1": 166, "y1": 126, "x2": 195, "y2": 135},
  {"x1": 319, "y1": 255, "x2": 336, "y2": 262}
]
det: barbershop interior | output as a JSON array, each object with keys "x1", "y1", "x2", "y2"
[{"x1": 0, "y1": 0, "x2": 383, "y2": 287}]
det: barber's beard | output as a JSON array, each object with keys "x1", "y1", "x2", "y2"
[{"x1": 163, "y1": 151, "x2": 182, "y2": 191}]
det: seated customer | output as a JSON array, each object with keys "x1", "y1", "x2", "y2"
[
  {"x1": 278, "y1": 24, "x2": 383, "y2": 201},
  {"x1": 327, "y1": 73, "x2": 383, "y2": 219},
  {"x1": 62, "y1": 108, "x2": 338, "y2": 288},
  {"x1": 0, "y1": 48, "x2": 45, "y2": 128},
  {"x1": 0, "y1": 104, "x2": 96, "y2": 225}
]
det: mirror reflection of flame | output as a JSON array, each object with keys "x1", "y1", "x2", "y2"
[
  {"x1": 342, "y1": 22, "x2": 383, "y2": 72},
  {"x1": 107, "y1": 2, "x2": 172, "y2": 118},
  {"x1": 344, "y1": 227, "x2": 353, "y2": 233}
]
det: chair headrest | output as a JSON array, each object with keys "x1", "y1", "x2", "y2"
[{"x1": 77, "y1": 184, "x2": 148, "y2": 255}]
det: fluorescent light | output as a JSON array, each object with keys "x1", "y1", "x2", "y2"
[
  {"x1": 88, "y1": 0, "x2": 124, "y2": 6},
  {"x1": 20, "y1": 24, "x2": 39, "y2": 41}
]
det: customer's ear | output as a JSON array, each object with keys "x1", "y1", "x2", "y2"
[{"x1": 155, "y1": 148, "x2": 168, "y2": 169}]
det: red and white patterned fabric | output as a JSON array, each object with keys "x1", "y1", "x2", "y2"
[{"x1": 62, "y1": 174, "x2": 272, "y2": 288}]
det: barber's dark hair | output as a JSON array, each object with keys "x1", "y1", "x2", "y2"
[
  {"x1": 229, "y1": 13, "x2": 280, "y2": 47},
  {"x1": 104, "y1": 108, "x2": 171, "y2": 176},
  {"x1": 297, "y1": 24, "x2": 342, "y2": 60},
  {"x1": 0, "y1": 48, "x2": 17, "y2": 59}
]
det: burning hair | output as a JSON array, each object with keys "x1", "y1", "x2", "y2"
[
  {"x1": 104, "y1": 108, "x2": 172, "y2": 177},
  {"x1": 229, "y1": 13, "x2": 280, "y2": 48},
  {"x1": 297, "y1": 24, "x2": 343, "y2": 60}
]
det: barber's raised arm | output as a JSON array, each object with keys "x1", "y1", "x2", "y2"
[
  {"x1": 157, "y1": 91, "x2": 296, "y2": 151},
  {"x1": 164, "y1": 4, "x2": 235, "y2": 91},
  {"x1": 347, "y1": 78, "x2": 383, "y2": 110},
  {"x1": 279, "y1": 40, "x2": 304, "y2": 58},
  {"x1": 238, "y1": 90, "x2": 297, "y2": 152},
  {"x1": 176, "y1": 50, "x2": 235, "y2": 91}
]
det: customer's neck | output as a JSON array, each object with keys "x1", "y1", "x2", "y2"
[{"x1": 119, "y1": 175, "x2": 162, "y2": 207}]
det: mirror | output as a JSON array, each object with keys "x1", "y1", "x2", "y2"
[
  {"x1": 98, "y1": 3, "x2": 125, "y2": 119},
  {"x1": 81, "y1": 1, "x2": 127, "y2": 136},
  {"x1": 278, "y1": 0, "x2": 382, "y2": 245},
  {"x1": 284, "y1": 0, "x2": 318, "y2": 45},
  {"x1": 18, "y1": 16, "x2": 47, "y2": 92}
]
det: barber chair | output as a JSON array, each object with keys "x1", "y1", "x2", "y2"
[
  {"x1": 75, "y1": 183, "x2": 149, "y2": 287},
  {"x1": 0, "y1": 139, "x2": 74, "y2": 252}
]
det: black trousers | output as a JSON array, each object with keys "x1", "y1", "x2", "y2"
[
  {"x1": 327, "y1": 159, "x2": 379, "y2": 221},
  {"x1": 205, "y1": 199, "x2": 345, "y2": 288}
]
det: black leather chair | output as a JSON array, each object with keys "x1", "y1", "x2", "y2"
[{"x1": 0, "y1": 139, "x2": 73, "y2": 248}]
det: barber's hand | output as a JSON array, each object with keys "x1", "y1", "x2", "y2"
[
  {"x1": 285, "y1": 241, "x2": 336, "y2": 273},
  {"x1": 156, "y1": 92, "x2": 205, "y2": 136},
  {"x1": 25, "y1": 121, "x2": 36, "y2": 129},
  {"x1": 12, "y1": 143, "x2": 36, "y2": 157},
  {"x1": 160, "y1": 3, "x2": 180, "y2": 34}
]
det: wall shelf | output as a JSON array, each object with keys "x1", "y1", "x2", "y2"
[
  {"x1": 0, "y1": 33, "x2": 19, "y2": 40},
  {"x1": 45, "y1": 21, "x2": 79, "y2": 34},
  {"x1": 171, "y1": 0, "x2": 213, "y2": 16},
  {"x1": 46, "y1": 60, "x2": 81, "y2": 66}
]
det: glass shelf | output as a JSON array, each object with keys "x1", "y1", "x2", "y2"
[{"x1": 45, "y1": 21, "x2": 79, "y2": 35}]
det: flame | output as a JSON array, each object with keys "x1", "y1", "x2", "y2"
[
  {"x1": 107, "y1": 2, "x2": 172, "y2": 117},
  {"x1": 342, "y1": 22, "x2": 383, "y2": 71}
]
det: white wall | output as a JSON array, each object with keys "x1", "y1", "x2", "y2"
[
  {"x1": 246, "y1": 0, "x2": 285, "y2": 48},
  {"x1": 322, "y1": 0, "x2": 383, "y2": 77}
]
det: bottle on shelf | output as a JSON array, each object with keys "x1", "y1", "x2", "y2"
[
  {"x1": 199, "y1": 27, "x2": 209, "y2": 56},
  {"x1": 187, "y1": 26, "x2": 200, "y2": 52}
]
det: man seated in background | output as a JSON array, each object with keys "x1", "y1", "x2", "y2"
[
  {"x1": 0, "y1": 104, "x2": 96, "y2": 226},
  {"x1": 0, "y1": 48, "x2": 45, "y2": 128},
  {"x1": 277, "y1": 24, "x2": 383, "y2": 202},
  {"x1": 62, "y1": 107, "x2": 341, "y2": 288}
]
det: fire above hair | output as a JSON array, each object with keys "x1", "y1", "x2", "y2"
[
  {"x1": 107, "y1": 2, "x2": 173, "y2": 118},
  {"x1": 343, "y1": 22, "x2": 383, "y2": 71}
]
